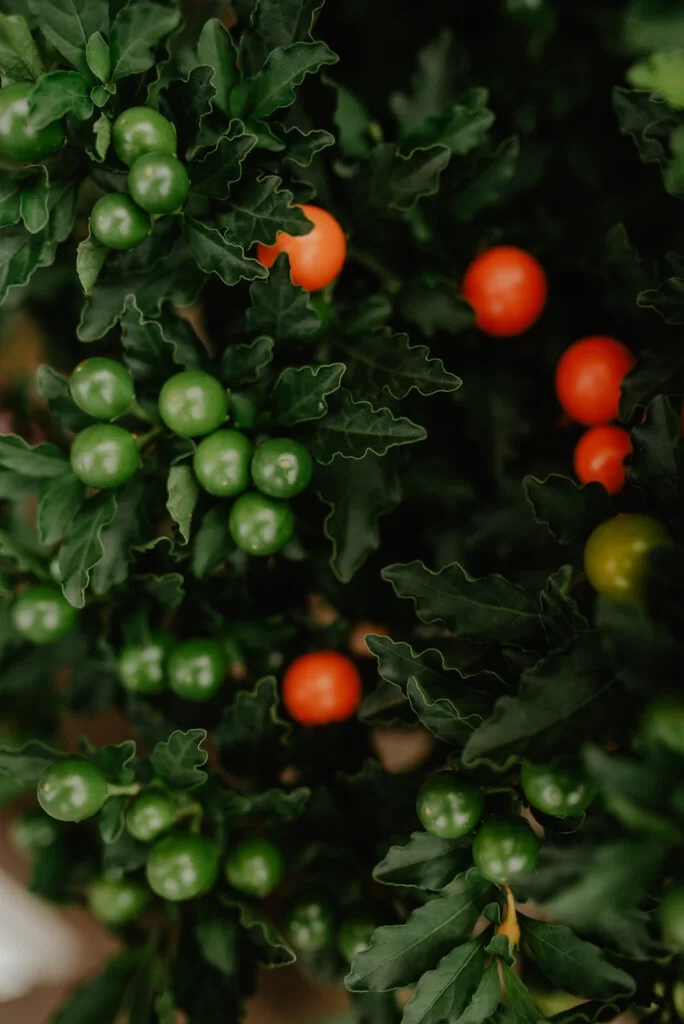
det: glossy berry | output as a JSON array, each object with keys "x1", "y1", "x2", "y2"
[
  {"x1": 229, "y1": 491, "x2": 295, "y2": 556},
  {"x1": 338, "y1": 918, "x2": 376, "y2": 962},
  {"x1": 256, "y1": 205, "x2": 346, "y2": 292},
  {"x1": 71, "y1": 424, "x2": 141, "y2": 489},
  {"x1": 224, "y1": 837, "x2": 284, "y2": 898},
  {"x1": 87, "y1": 877, "x2": 149, "y2": 927},
  {"x1": 37, "y1": 759, "x2": 108, "y2": 822},
  {"x1": 584, "y1": 514, "x2": 671, "y2": 603},
  {"x1": 573, "y1": 425, "x2": 631, "y2": 494},
  {"x1": 146, "y1": 834, "x2": 220, "y2": 901},
  {"x1": 167, "y1": 638, "x2": 225, "y2": 701},
  {"x1": 462, "y1": 246, "x2": 547, "y2": 337},
  {"x1": 70, "y1": 358, "x2": 135, "y2": 420},
  {"x1": 472, "y1": 817, "x2": 540, "y2": 886},
  {"x1": 12, "y1": 584, "x2": 77, "y2": 645},
  {"x1": 128, "y1": 153, "x2": 190, "y2": 215},
  {"x1": 555, "y1": 336, "x2": 636, "y2": 425},
  {"x1": 118, "y1": 634, "x2": 174, "y2": 695},
  {"x1": 158, "y1": 371, "x2": 228, "y2": 438},
  {"x1": 282, "y1": 650, "x2": 362, "y2": 726},
  {"x1": 285, "y1": 899, "x2": 334, "y2": 952},
  {"x1": 521, "y1": 760, "x2": 596, "y2": 817},
  {"x1": 661, "y1": 888, "x2": 684, "y2": 948},
  {"x1": 193, "y1": 429, "x2": 253, "y2": 497},
  {"x1": 0, "y1": 83, "x2": 65, "y2": 163},
  {"x1": 90, "y1": 193, "x2": 151, "y2": 250},
  {"x1": 112, "y1": 107, "x2": 177, "y2": 167},
  {"x1": 641, "y1": 696, "x2": 684, "y2": 757},
  {"x1": 11, "y1": 811, "x2": 59, "y2": 853},
  {"x1": 126, "y1": 791, "x2": 178, "y2": 843},
  {"x1": 251, "y1": 438, "x2": 313, "y2": 499},
  {"x1": 416, "y1": 773, "x2": 484, "y2": 838}
]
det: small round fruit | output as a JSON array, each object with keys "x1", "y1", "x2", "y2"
[
  {"x1": 118, "y1": 634, "x2": 174, "y2": 695},
  {"x1": 416, "y1": 773, "x2": 484, "y2": 838},
  {"x1": 126, "y1": 791, "x2": 177, "y2": 843},
  {"x1": 229, "y1": 491, "x2": 295, "y2": 556},
  {"x1": 158, "y1": 371, "x2": 228, "y2": 438},
  {"x1": 282, "y1": 650, "x2": 362, "y2": 726},
  {"x1": 37, "y1": 759, "x2": 108, "y2": 822},
  {"x1": 11, "y1": 811, "x2": 59, "y2": 853},
  {"x1": 472, "y1": 817, "x2": 539, "y2": 886},
  {"x1": 584, "y1": 514, "x2": 671, "y2": 603},
  {"x1": 284, "y1": 899, "x2": 334, "y2": 952},
  {"x1": 641, "y1": 696, "x2": 684, "y2": 757},
  {"x1": 12, "y1": 584, "x2": 77, "y2": 645},
  {"x1": 193, "y1": 429, "x2": 253, "y2": 497},
  {"x1": 224, "y1": 837, "x2": 284, "y2": 898},
  {"x1": 112, "y1": 107, "x2": 177, "y2": 166},
  {"x1": 661, "y1": 888, "x2": 684, "y2": 948},
  {"x1": 338, "y1": 918, "x2": 376, "y2": 962},
  {"x1": 167, "y1": 638, "x2": 225, "y2": 701},
  {"x1": 71, "y1": 424, "x2": 141, "y2": 489},
  {"x1": 128, "y1": 152, "x2": 190, "y2": 215},
  {"x1": 555, "y1": 336, "x2": 636, "y2": 426},
  {"x1": 87, "y1": 877, "x2": 149, "y2": 927},
  {"x1": 70, "y1": 358, "x2": 135, "y2": 420},
  {"x1": 462, "y1": 246, "x2": 547, "y2": 337},
  {"x1": 146, "y1": 834, "x2": 219, "y2": 901},
  {"x1": 521, "y1": 760, "x2": 596, "y2": 817},
  {"x1": 251, "y1": 438, "x2": 313, "y2": 499},
  {"x1": 256, "y1": 205, "x2": 346, "y2": 292},
  {"x1": 0, "y1": 82, "x2": 65, "y2": 163},
  {"x1": 573, "y1": 425, "x2": 631, "y2": 494},
  {"x1": 348, "y1": 621, "x2": 390, "y2": 659},
  {"x1": 90, "y1": 193, "x2": 151, "y2": 250}
]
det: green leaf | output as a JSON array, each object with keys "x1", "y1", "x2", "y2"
[
  {"x1": 620, "y1": 347, "x2": 684, "y2": 420},
  {"x1": 520, "y1": 918, "x2": 635, "y2": 1001},
  {"x1": 523, "y1": 475, "x2": 612, "y2": 546},
  {"x1": 195, "y1": 904, "x2": 239, "y2": 975},
  {"x1": 184, "y1": 218, "x2": 268, "y2": 286},
  {"x1": 307, "y1": 390, "x2": 426, "y2": 464},
  {"x1": 231, "y1": 40, "x2": 337, "y2": 120},
  {"x1": 149, "y1": 729, "x2": 209, "y2": 790},
  {"x1": 317, "y1": 452, "x2": 401, "y2": 582},
  {"x1": 0, "y1": 434, "x2": 69, "y2": 478},
  {"x1": 189, "y1": 122, "x2": 258, "y2": 200},
  {"x1": 539, "y1": 565, "x2": 587, "y2": 649},
  {"x1": 406, "y1": 676, "x2": 482, "y2": 745},
  {"x1": 413, "y1": 89, "x2": 494, "y2": 155},
  {"x1": 227, "y1": 897, "x2": 295, "y2": 966},
  {"x1": 346, "y1": 872, "x2": 489, "y2": 992},
  {"x1": 119, "y1": 299, "x2": 207, "y2": 383},
  {"x1": 98, "y1": 796, "x2": 126, "y2": 844},
  {"x1": 246, "y1": 252, "x2": 322, "y2": 339},
  {"x1": 0, "y1": 177, "x2": 21, "y2": 228},
  {"x1": 50, "y1": 952, "x2": 141, "y2": 1024},
  {"x1": 19, "y1": 168, "x2": 50, "y2": 234},
  {"x1": 221, "y1": 335, "x2": 274, "y2": 386},
  {"x1": 390, "y1": 30, "x2": 460, "y2": 131},
  {"x1": 196, "y1": 18, "x2": 239, "y2": 115},
  {"x1": 338, "y1": 328, "x2": 461, "y2": 401},
  {"x1": 462, "y1": 632, "x2": 615, "y2": 770},
  {"x1": 222, "y1": 174, "x2": 312, "y2": 247},
  {"x1": 29, "y1": 70, "x2": 92, "y2": 128},
  {"x1": 451, "y1": 137, "x2": 520, "y2": 222},
  {"x1": 501, "y1": 964, "x2": 545, "y2": 1024},
  {"x1": 583, "y1": 743, "x2": 676, "y2": 836},
  {"x1": 86, "y1": 31, "x2": 110, "y2": 82},
  {"x1": 243, "y1": 0, "x2": 324, "y2": 72},
  {"x1": 58, "y1": 492, "x2": 118, "y2": 609},
  {"x1": 167, "y1": 464, "x2": 199, "y2": 545},
  {"x1": 26, "y1": 0, "x2": 108, "y2": 77},
  {"x1": 77, "y1": 233, "x2": 109, "y2": 294},
  {"x1": 0, "y1": 224, "x2": 57, "y2": 305},
  {"x1": 109, "y1": 1, "x2": 181, "y2": 81},
  {"x1": 452, "y1": 962, "x2": 501, "y2": 1024},
  {"x1": 90, "y1": 476, "x2": 145, "y2": 595},
  {"x1": 91, "y1": 112, "x2": 111, "y2": 161},
  {"x1": 0, "y1": 13, "x2": 44, "y2": 82},
  {"x1": 245, "y1": 786, "x2": 310, "y2": 823},
  {"x1": 400, "y1": 278, "x2": 474, "y2": 337},
  {"x1": 279, "y1": 124, "x2": 333, "y2": 166},
  {"x1": 324, "y1": 76, "x2": 373, "y2": 160},
  {"x1": 0, "y1": 740, "x2": 65, "y2": 784},
  {"x1": 402, "y1": 939, "x2": 485, "y2": 1024},
  {"x1": 382, "y1": 560, "x2": 540, "y2": 645},
  {"x1": 362, "y1": 143, "x2": 451, "y2": 213},
  {"x1": 35, "y1": 364, "x2": 93, "y2": 432},
  {"x1": 154, "y1": 991, "x2": 177, "y2": 1024},
  {"x1": 272, "y1": 362, "x2": 345, "y2": 426},
  {"x1": 214, "y1": 676, "x2": 289, "y2": 754},
  {"x1": 160, "y1": 65, "x2": 217, "y2": 160},
  {"x1": 136, "y1": 571, "x2": 185, "y2": 609},
  {"x1": 373, "y1": 832, "x2": 470, "y2": 891},
  {"x1": 38, "y1": 472, "x2": 86, "y2": 546},
  {"x1": 629, "y1": 395, "x2": 681, "y2": 516},
  {"x1": 192, "y1": 507, "x2": 234, "y2": 579}
]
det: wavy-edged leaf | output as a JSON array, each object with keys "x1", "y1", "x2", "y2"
[
  {"x1": 0, "y1": 434, "x2": 68, "y2": 478},
  {"x1": 167, "y1": 464, "x2": 199, "y2": 545},
  {"x1": 520, "y1": 917, "x2": 635, "y2": 1001},
  {"x1": 279, "y1": 124, "x2": 334, "y2": 165},
  {"x1": 222, "y1": 174, "x2": 311, "y2": 247},
  {"x1": 192, "y1": 507, "x2": 234, "y2": 579},
  {"x1": 232, "y1": 40, "x2": 337, "y2": 120},
  {"x1": 19, "y1": 168, "x2": 49, "y2": 234},
  {"x1": 109, "y1": 1, "x2": 180, "y2": 81},
  {"x1": 196, "y1": 17, "x2": 239, "y2": 114},
  {"x1": 189, "y1": 122, "x2": 258, "y2": 199},
  {"x1": 244, "y1": 786, "x2": 310, "y2": 823},
  {"x1": 246, "y1": 252, "x2": 321, "y2": 339},
  {"x1": 307, "y1": 390, "x2": 426, "y2": 464},
  {"x1": 524, "y1": 475, "x2": 613, "y2": 547},
  {"x1": 362, "y1": 143, "x2": 451, "y2": 213},
  {"x1": 451, "y1": 136, "x2": 520, "y2": 222},
  {"x1": 272, "y1": 362, "x2": 345, "y2": 426},
  {"x1": 38, "y1": 472, "x2": 86, "y2": 546},
  {"x1": 221, "y1": 335, "x2": 274, "y2": 386},
  {"x1": 214, "y1": 676, "x2": 290, "y2": 754},
  {"x1": 77, "y1": 233, "x2": 109, "y2": 295},
  {"x1": 29, "y1": 70, "x2": 92, "y2": 128},
  {"x1": 185, "y1": 218, "x2": 267, "y2": 286},
  {"x1": 243, "y1": 0, "x2": 324, "y2": 73},
  {"x1": 150, "y1": 729, "x2": 209, "y2": 791},
  {"x1": 119, "y1": 298, "x2": 207, "y2": 383},
  {"x1": 26, "y1": 0, "x2": 107, "y2": 77},
  {"x1": 91, "y1": 476, "x2": 146, "y2": 595},
  {"x1": 452, "y1": 962, "x2": 501, "y2": 1024},
  {"x1": 58, "y1": 492, "x2": 118, "y2": 608},
  {"x1": 374, "y1": 832, "x2": 470, "y2": 891},
  {"x1": 226, "y1": 897, "x2": 295, "y2": 966},
  {"x1": 338, "y1": 328, "x2": 461, "y2": 401}
]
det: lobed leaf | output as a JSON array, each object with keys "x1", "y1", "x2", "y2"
[{"x1": 150, "y1": 729, "x2": 209, "y2": 790}]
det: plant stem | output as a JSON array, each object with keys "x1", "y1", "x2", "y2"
[
  {"x1": 136, "y1": 426, "x2": 163, "y2": 449},
  {"x1": 175, "y1": 801, "x2": 203, "y2": 834},
  {"x1": 106, "y1": 782, "x2": 141, "y2": 799},
  {"x1": 348, "y1": 247, "x2": 401, "y2": 294},
  {"x1": 496, "y1": 886, "x2": 520, "y2": 950}
]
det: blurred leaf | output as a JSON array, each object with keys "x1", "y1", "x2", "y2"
[{"x1": 373, "y1": 831, "x2": 471, "y2": 891}]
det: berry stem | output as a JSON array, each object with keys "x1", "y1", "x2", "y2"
[
  {"x1": 106, "y1": 782, "x2": 141, "y2": 799},
  {"x1": 135, "y1": 426, "x2": 163, "y2": 449},
  {"x1": 496, "y1": 885, "x2": 521, "y2": 950}
]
